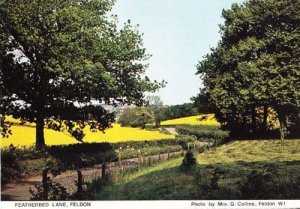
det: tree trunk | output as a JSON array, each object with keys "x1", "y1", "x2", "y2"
[
  {"x1": 36, "y1": 115, "x2": 45, "y2": 149},
  {"x1": 155, "y1": 118, "x2": 160, "y2": 128},
  {"x1": 251, "y1": 106, "x2": 257, "y2": 135},
  {"x1": 101, "y1": 163, "x2": 107, "y2": 177},
  {"x1": 77, "y1": 170, "x2": 83, "y2": 193},
  {"x1": 42, "y1": 168, "x2": 50, "y2": 200},
  {"x1": 262, "y1": 105, "x2": 268, "y2": 132},
  {"x1": 277, "y1": 110, "x2": 287, "y2": 146}
]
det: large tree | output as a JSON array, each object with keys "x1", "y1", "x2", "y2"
[
  {"x1": 145, "y1": 95, "x2": 164, "y2": 127},
  {"x1": 195, "y1": 0, "x2": 300, "y2": 143},
  {"x1": 0, "y1": 0, "x2": 162, "y2": 148}
]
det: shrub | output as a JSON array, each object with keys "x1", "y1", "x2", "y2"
[
  {"x1": 46, "y1": 142, "x2": 116, "y2": 170},
  {"x1": 1, "y1": 145, "x2": 24, "y2": 184},
  {"x1": 237, "y1": 165, "x2": 300, "y2": 199},
  {"x1": 1, "y1": 135, "x2": 198, "y2": 183},
  {"x1": 29, "y1": 177, "x2": 70, "y2": 200},
  {"x1": 195, "y1": 167, "x2": 239, "y2": 199},
  {"x1": 176, "y1": 125, "x2": 229, "y2": 145},
  {"x1": 179, "y1": 150, "x2": 197, "y2": 171}
]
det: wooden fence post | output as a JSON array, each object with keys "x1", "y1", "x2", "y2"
[
  {"x1": 77, "y1": 170, "x2": 84, "y2": 193},
  {"x1": 118, "y1": 153, "x2": 123, "y2": 170},
  {"x1": 102, "y1": 162, "x2": 107, "y2": 178},
  {"x1": 138, "y1": 150, "x2": 142, "y2": 168},
  {"x1": 42, "y1": 168, "x2": 50, "y2": 200},
  {"x1": 167, "y1": 151, "x2": 170, "y2": 160}
]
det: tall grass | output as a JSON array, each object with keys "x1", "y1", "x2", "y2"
[{"x1": 93, "y1": 139, "x2": 300, "y2": 200}]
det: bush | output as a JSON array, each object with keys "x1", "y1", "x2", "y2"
[
  {"x1": 179, "y1": 150, "x2": 197, "y2": 171},
  {"x1": 46, "y1": 143, "x2": 116, "y2": 169},
  {"x1": 195, "y1": 167, "x2": 239, "y2": 199},
  {"x1": 29, "y1": 177, "x2": 70, "y2": 200},
  {"x1": 1, "y1": 135, "x2": 198, "y2": 183},
  {"x1": 238, "y1": 165, "x2": 300, "y2": 199},
  {"x1": 1, "y1": 145, "x2": 24, "y2": 184},
  {"x1": 176, "y1": 125, "x2": 229, "y2": 145}
]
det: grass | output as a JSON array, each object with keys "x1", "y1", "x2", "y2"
[
  {"x1": 94, "y1": 139, "x2": 300, "y2": 200},
  {"x1": 198, "y1": 140, "x2": 300, "y2": 164},
  {"x1": 1, "y1": 136, "x2": 197, "y2": 182},
  {"x1": 1, "y1": 117, "x2": 175, "y2": 147},
  {"x1": 160, "y1": 114, "x2": 219, "y2": 126}
]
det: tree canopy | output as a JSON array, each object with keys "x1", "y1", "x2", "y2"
[
  {"x1": 195, "y1": 0, "x2": 300, "y2": 142},
  {"x1": 163, "y1": 103, "x2": 199, "y2": 121},
  {"x1": 117, "y1": 106, "x2": 153, "y2": 128},
  {"x1": 145, "y1": 95, "x2": 164, "y2": 127},
  {"x1": 0, "y1": 0, "x2": 163, "y2": 148}
]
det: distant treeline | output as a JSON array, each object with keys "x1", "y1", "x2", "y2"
[
  {"x1": 163, "y1": 103, "x2": 205, "y2": 120},
  {"x1": 117, "y1": 102, "x2": 211, "y2": 128}
]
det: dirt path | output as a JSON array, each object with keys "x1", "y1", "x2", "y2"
[
  {"x1": 1, "y1": 141, "x2": 209, "y2": 201},
  {"x1": 164, "y1": 127, "x2": 178, "y2": 135},
  {"x1": 1, "y1": 151, "x2": 183, "y2": 201}
]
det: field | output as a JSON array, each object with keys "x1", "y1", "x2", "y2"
[
  {"x1": 1, "y1": 114, "x2": 219, "y2": 147},
  {"x1": 95, "y1": 140, "x2": 300, "y2": 200},
  {"x1": 1, "y1": 123, "x2": 175, "y2": 147},
  {"x1": 161, "y1": 114, "x2": 219, "y2": 126}
]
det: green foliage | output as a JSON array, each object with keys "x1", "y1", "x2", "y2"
[
  {"x1": 145, "y1": 96, "x2": 164, "y2": 127},
  {"x1": 117, "y1": 107, "x2": 136, "y2": 127},
  {"x1": 93, "y1": 140, "x2": 300, "y2": 200},
  {"x1": 29, "y1": 177, "x2": 70, "y2": 200},
  {"x1": 195, "y1": 0, "x2": 300, "y2": 140},
  {"x1": 179, "y1": 150, "x2": 197, "y2": 171},
  {"x1": 238, "y1": 165, "x2": 300, "y2": 199},
  {"x1": 1, "y1": 135, "x2": 197, "y2": 183},
  {"x1": 84, "y1": 172, "x2": 115, "y2": 199},
  {"x1": 176, "y1": 125, "x2": 229, "y2": 144},
  {"x1": 1, "y1": 145, "x2": 24, "y2": 184},
  {"x1": 162, "y1": 103, "x2": 199, "y2": 121},
  {"x1": 0, "y1": 0, "x2": 163, "y2": 148},
  {"x1": 0, "y1": 115, "x2": 12, "y2": 138},
  {"x1": 130, "y1": 107, "x2": 154, "y2": 128},
  {"x1": 191, "y1": 89, "x2": 215, "y2": 114},
  {"x1": 118, "y1": 106, "x2": 154, "y2": 128},
  {"x1": 195, "y1": 168, "x2": 239, "y2": 200}
]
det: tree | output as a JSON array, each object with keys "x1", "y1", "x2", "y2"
[
  {"x1": 163, "y1": 103, "x2": 199, "y2": 120},
  {"x1": 117, "y1": 106, "x2": 153, "y2": 128},
  {"x1": 196, "y1": 0, "x2": 300, "y2": 143},
  {"x1": 191, "y1": 89, "x2": 215, "y2": 114},
  {"x1": 145, "y1": 95, "x2": 164, "y2": 127},
  {"x1": 0, "y1": 0, "x2": 163, "y2": 149},
  {"x1": 117, "y1": 106, "x2": 136, "y2": 127},
  {"x1": 132, "y1": 106, "x2": 154, "y2": 129}
]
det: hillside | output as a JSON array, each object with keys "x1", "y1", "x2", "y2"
[
  {"x1": 1, "y1": 116, "x2": 175, "y2": 147},
  {"x1": 161, "y1": 114, "x2": 219, "y2": 126},
  {"x1": 95, "y1": 140, "x2": 300, "y2": 200}
]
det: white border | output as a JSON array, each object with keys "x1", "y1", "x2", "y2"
[{"x1": 1, "y1": 200, "x2": 300, "y2": 209}]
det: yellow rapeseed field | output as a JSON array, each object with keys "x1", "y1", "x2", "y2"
[
  {"x1": 1, "y1": 114, "x2": 218, "y2": 147},
  {"x1": 160, "y1": 114, "x2": 220, "y2": 126},
  {"x1": 1, "y1": 118, "x2": 175, "y2": 147}
]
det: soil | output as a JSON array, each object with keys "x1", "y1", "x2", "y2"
[{"x1": 1, "y1": 141, "x2": 209, "y2": 200}]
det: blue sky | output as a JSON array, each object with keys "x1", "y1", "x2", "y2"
[{"x1": 112, "y1": 0, "x2": 245, "y2": 105}]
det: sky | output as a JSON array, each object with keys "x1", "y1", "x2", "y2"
[{"x1": 112, "y1": 0, "x2": 245, "y2": 105}]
